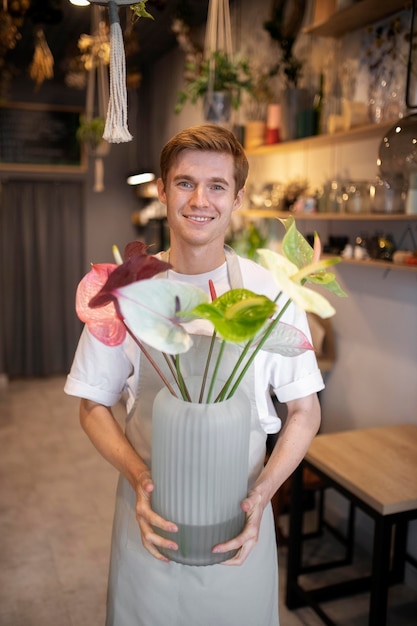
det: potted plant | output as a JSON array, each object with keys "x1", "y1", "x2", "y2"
[
  {"x1": 76, "y1": 115, "x2": 106, "y2": 152},
  {"x1": 175, "y1": 49, "x2": 254, "y2": 122},
  {"x1": 263, "y1": 0, "x2": 307, "y2": 140}
]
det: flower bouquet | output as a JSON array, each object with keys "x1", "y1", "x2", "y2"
[{"x1": 75, "y1": 216, "x2": 346, "y2": 564}]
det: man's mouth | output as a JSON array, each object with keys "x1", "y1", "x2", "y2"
[{"x1": 184, "y1": 215, "x2": 213, "y2": 222}]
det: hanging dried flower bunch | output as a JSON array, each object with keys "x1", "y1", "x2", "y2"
[{"x1": 29, "y1": 27, "x2": 54, "y2": 89}]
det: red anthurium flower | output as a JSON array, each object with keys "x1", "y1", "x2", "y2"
[
  {"x1": 90, "y1": 243, "x2": 172, "y2": 309},
  {"x1": 76, "y1": 242, "x2": 172, "y2": 346}
]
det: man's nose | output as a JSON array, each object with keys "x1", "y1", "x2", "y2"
[{"x1": 191, "y1": 184, "x2": 209, "y2": 206}]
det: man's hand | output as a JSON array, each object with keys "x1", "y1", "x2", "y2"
[
  {"x1": 211, "y1": 489, "x2": 265, "y2": 566},
  {"x1": 134, "y1": 469, "x2": 179, "y2": 562}
]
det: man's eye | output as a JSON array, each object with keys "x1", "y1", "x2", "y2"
[
  {"x1": 178, "y1": 181, "x2": 192, "y2": 188},
  {"x1": 211, "y1": 184, "x2": 224, "y2": 191}
]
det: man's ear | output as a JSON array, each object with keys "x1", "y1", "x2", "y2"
[
  {"x1": 233, "y1": 187, "x2": 245, "y2": 212},
  {"x1": 157, "y1": 178, "x2": 166, "y2": 204}
]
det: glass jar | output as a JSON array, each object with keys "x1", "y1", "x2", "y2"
[
  {"x1": 372, "y1": 179, "x2": 405, "y2": 214},
  {"x1": 344, "y1": 181, "x2": 372, "y2": 214}
]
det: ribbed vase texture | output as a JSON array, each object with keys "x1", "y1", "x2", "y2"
[{"x1": 151, "y1": 377, "x2": 251, "y2": 565}]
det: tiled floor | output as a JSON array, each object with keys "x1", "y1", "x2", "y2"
[{"x1": 0, "y1": 377, "x2": 416, "y2": 626}]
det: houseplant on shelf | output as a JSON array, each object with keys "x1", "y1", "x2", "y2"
[
  {"x1": 263, "y1": 0, "x2": 307, "y2": 140},
  {"x1": 75, "y1": 217, "x2": 346, "y2": 565}
]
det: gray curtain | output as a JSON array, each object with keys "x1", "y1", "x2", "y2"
[{"x1": 0, "y1": 179, "x2": 84, "y2": 377}]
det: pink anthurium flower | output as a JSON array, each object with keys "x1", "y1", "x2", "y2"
[
  {"x1": 76, "y1": 263, "x2": 124, "y2": 346},
  {"x1": 75, "y1": 242, "x2": 172, "y2": 347}
]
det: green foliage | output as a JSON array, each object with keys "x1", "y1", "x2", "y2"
[
  {"x1": 130, "y1": 1, "x2": 154, "y2": 22},
  {"x1": 76, "y1": 116, "x2": 105, "y2": 149},
  {"x1": 280, "y1": 217, "x2": 347, "y2": 298},
  {"x1": 175, "y1": 50, "x2": 254, "y2": 113}
]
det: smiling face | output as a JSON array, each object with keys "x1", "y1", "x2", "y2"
[{"x1": 157, "y1": 149, "x2": 244, "y2": 273}]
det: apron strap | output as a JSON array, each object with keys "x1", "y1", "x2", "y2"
[
  {"x1": 224, "y1": 244, "x2": 243, "y2": 289},
  {"x1": 157, "y1": 245, "x2": 243, "y2": 289}
]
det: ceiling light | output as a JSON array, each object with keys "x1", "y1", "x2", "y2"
[
  {"x1": 69, "y1": 0, "x2": 90, "y2": 6},
  {"x1": 127, "y1": 172, "x2": 156, "y2": 186}
]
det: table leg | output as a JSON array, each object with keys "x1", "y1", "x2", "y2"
[
  {"x1": 392, "y1": 520, "x2": 408, "y2": 584},
  {"x1": 285, "y1": 462, "x2": 305, "y2": 609},
  {"x1": 369, "y1": 516, "x2": 391, "y2": 626}
]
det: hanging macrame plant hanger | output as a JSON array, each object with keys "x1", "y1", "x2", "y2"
[
  {"x1": 82, "y1": 5, "x2": 111, "y2": 192},
  {"x1": 89, "y1": 0, "x2": 133, "y2": 143},
  {"x1": 203, "y1": 0, "x2": 234, "y2": 124}
]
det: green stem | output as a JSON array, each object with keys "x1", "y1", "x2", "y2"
[
  {"x1": 174, "y1": 354, "x2": 191, "y2": 401},
  {"x1": 215, "y1": 339, "x2": 252, "y2": 402},
  {"x1": 199, "y1": 330, "x2": 217, "y2": 403},
  {"x1": 225, "y1": 297, "x2": 292, "y2": 400},
  {"x1": 206, "y1": 339, "x2": 226, "y2": 404},
  {"x1": 162, "y1": 353, "x2": 190, "y2": 400},
  {"x1": 123, "y1": 322, "x2": 178, "y2": 398},
  {"x1": 215, "y1": 290, "x2": 284, "y2": 402}
]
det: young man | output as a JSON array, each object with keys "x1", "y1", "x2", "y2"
[{"x1": 65, "y1": 124, "x2": 323, "y2": 626}]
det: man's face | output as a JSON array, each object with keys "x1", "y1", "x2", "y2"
[{"x1": 157, "y1": 150, "x2": 244, "y2": 249}]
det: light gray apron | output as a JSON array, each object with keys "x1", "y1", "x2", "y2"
[{"x1": 106, "y1": 248, "x2": 279, "y2": 626}]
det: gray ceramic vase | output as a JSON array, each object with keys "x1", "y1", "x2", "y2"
[{"x1": 151, "y1": 377, "x2": 251, "y2": 565}]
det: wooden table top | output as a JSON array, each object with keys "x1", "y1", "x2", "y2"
[{"x1": 305, "y1": 423, "x2": 417, "y2": 515}]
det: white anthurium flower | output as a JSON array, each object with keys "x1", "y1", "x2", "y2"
[
  {"x1": 115, "y1": 279, "x2": 209, "y2": 354},
  {"x1": 257, "y1": 249, "x2": 336, "y2": 319}
]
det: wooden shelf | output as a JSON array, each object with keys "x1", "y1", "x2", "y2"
[
  {"x1": 303, "y1": 0, "x2": 407, "y2": 38},
  {"x1": 236, "y1": 211, "x2": 417, "y2": 273},
  {"x1": 245, "y1": 122, "x2": 394, "y2": 156},
  {"x1": 340, "y1": 257, "x2": 417, "y2": 273},
  {"x1": 238, "y1": 209, "x2": 417, "y2": 221}
]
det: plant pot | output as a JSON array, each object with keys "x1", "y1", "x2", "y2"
[
  {"x1": 280, "y1": 87, "x2": 309, "y2": 141},
  {"x1": 244, "y1": 121, "x2": 266, "y2": 150},
  {"x1": 203, "y1": 91, "x2": 233, "y2": 124},
  {"x1": 151, "y1": 377, "x2": 251, "y2": 566}
]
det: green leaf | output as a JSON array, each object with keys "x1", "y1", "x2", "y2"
[
  {"x1": 278, "y1": 217, "x2": 347, "y2": 298},
  {"x1": 308, "y1": 273, "x2": 348, "y2": 297},
  {"x1": 130, "y1": 1, "x2": 154, "y2": 21},
  {"x1": 280, "y1": 216, "x2": 313, "y2": 269},
  {"x1": 186, "y1": 288, "x2": 276, "y2": 343}
]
